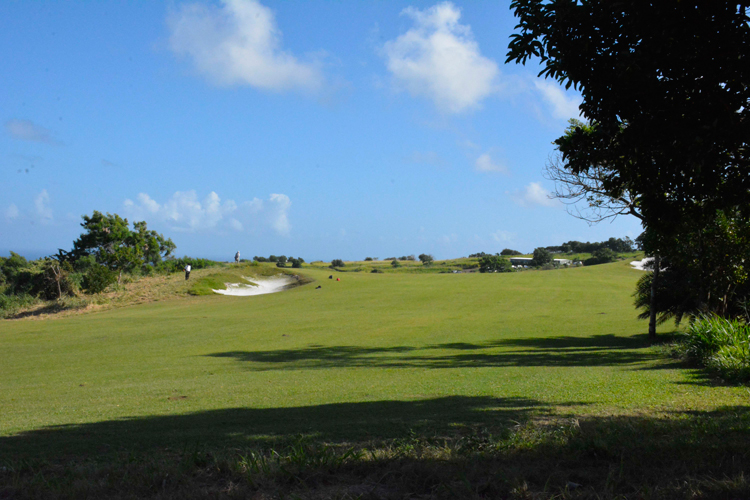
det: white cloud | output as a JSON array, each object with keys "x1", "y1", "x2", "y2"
[
  {"x1": 475, "y1": 153, "x2": 506, "y2": 173},
  {"x1": 492, "y1": 230, "x2": 515, "y2": 243},
  {"x1": 4, "y1": 203, "x2": 19, "y2": 221},
  {"x1": 5, "y1": 119, "x2": 56, "y2": 144},
  {"x1": 382, "y1": 2, "x2": 499, "y2": 113},
  {"x1": 168, "y1": 0, "x2": 323, "y2": 92},
  {"x1": 34, "y1": 190, "x2": 53, "y2": 223},
  {"x1": 534, "y1": 80, "x2": 582, "y2": 120},
  {"x1": 514, "y1": 182, "x2": 558, "y2": 208},
  {"x1": 124, "y1": 191, "x2": 291, "y2": 236},
  {"x1": 268, "y1": 193, "x2": 291, "y2": 236}
]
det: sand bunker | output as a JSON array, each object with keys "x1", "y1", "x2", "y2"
[
  {"x1": 630, "y1": 257, "x2": 653, "y2": 271},
  {"x1": 212, "y1": 275, "x2": 296, "y2": 296}
]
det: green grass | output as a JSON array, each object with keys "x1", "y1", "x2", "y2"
[{"x1": 1, "y1": 259, "x2": 748, "y2": 498}]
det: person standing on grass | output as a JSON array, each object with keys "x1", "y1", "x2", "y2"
[
  {"x1": 184, "y1": 263, "x2": 191, "y2": 280},
  {"x1": 235, "y1": 251, "x2": 240, "y2": 264}
]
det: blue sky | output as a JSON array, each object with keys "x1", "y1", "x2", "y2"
[{"x1": 1, "y1": 1, "x2": 642, "y2": 261}]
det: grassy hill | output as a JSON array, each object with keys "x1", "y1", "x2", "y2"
[{"x1": 1, "y1": 260, "x2": 748, "y2": 499}]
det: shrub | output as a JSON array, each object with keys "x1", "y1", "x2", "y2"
[
  {"x1": 83, "y1": 265, "x2": 117, "y2": 294},
  {"x1": 675, "y1": 315, "x2": 750, "y2": 382},
  {"x1": 364, "y1": 257, "x2": 373, "y2": 261},
  {"x1": 391, "y1": 259, "x2": 400, "y2": 268},
  {"x1": 331, "y1": 259, "x2": 345, "y2": 267},
  {"x1": 478, "y1": 255, "x2": 512, "y2": 273},
  {"x1": 500, "y1": 249, "x2": 522, "y2": 256},
  {"x1": 418, "y1": 254, "x2": 434, "y2": 265},
  {"x1": 531, "y1": 247, "x2": 553, "y2": 267}
]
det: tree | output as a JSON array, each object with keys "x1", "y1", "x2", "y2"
[
  {"x1": 500, "y1": 249, "x2": 522, "y2": 256},
  {"x1": 60, "y1": 211, "x2": 175, "y2": 283},
  {"x1": 418, "y1": 254, "x2": 434, "y2": 265},
  {"x1": 391, "y1": 259, "x2": 400, "y2": 268},
  {"x1": 531, "y1": 247, "x2": 553, "y2": 267},
  {"x1": 479, "y1": 255, "x2": 512, "y2": 273},
  {"x1": 508, "y1": 2, "x2": 750, "y2": 237},
  {"x1": 331, "y1": 259, "x2": 345, "y2": 267},
  {"x1": 276, "y1": 255, "x2": 288, "y2": 267},
  {"x1": 507, "y1": 1, "x2": 750, "y2": 334}
]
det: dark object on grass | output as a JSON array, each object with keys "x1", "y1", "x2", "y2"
[
  {"x1": 329, "y1": 275, "x2": 332, "y2": 279},
  {"x1": 316, "y1": 285, "x2": 321, "y2": 289}
]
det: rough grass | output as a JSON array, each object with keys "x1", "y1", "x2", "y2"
[{"x1": 1, "y1": 259, "x2": 747, "y2": 498}]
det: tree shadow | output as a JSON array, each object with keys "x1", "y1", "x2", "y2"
[
  {"x1": 206, "y1": 334, "x2": 658, "y2": 371},
  {"x1": 0, "y1": 396, "x2": 571, "y2": 461}
]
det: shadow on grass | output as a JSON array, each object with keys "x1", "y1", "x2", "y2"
[
  {"x1": 4, "y1": 403, "x2": 750, "y2": 499},
  {"x1": 0, "y1": 396, "x2": 560, "y2": 461},
  {"x1": 206, "y1": 334, "x2": 659, "y2": 371}
]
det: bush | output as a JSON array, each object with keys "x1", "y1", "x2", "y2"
[
  {"x1": 0, "y1": 293, "x2": 38, "y2": 319},
  {"x1": 418, "y1": 254, "x2": 434, "y2": 265},
  {"x1": 331, "y1": 259, "x2": 345, "y2": 267},
  {"x1": 500, "y1": 249, "x2": 522, "y2": 256},
  {"x1": 83, "y1": 265, "x2": 117, "y2": 294},
  {"x1": 675, "y1": 315, "x2": 750, "y2": 382},
  {"x1": 364, "y1": 257, "x2": 373, "y2": 261},
  {"x1": 391, "y1": 259, "x2": 400, "y2": 268},
  {"x1": 531, "y1": 248, "x2": 553, "y2": 267},
  {"x1": 478, "y1": 255, "x2": 513, "y2": 273}
]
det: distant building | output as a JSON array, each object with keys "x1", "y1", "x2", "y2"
[{"x1": 509, "y1": 257, "x2": 572, "y2": 267}]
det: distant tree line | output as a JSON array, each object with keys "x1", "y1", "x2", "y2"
[
  {"x1": 545, "y1": 237, "x2": 635, "y2": 254},
  {"x1": 253, "y1": 255, "x2": 305, "y2": 268}
]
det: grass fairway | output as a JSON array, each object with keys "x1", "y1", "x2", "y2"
[{"x1": 2, "y1": 261, "x2": 749, "y2": 498}]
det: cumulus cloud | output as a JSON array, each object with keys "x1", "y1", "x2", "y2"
[
  {"x1": 4, "y1": 204, "x2": 19, "y2": 221},
  {"x1": 5, "y1": 119, "x2": 56, "y2": 144},
  {"x1": 124, "y1": 191, "x2": 291, "y2": 236},
  {"x1": 382, "y1": 2, "x2": 499, "y2": 113},
  {"x1": 534, "y1": 80, "x2": 582, "y2": 120},
  {"x1": 514, "y1": 182, "x2": 558, "y2": 208},
  {"x1": 475, "y1": 153, "x2": 506, "y2": 173},
  {"x1": 34, "y1": 190, "x2": 53, "y2": 223},
  {"x1": 168, "y1": 0, "x2": 323, "y2": 92}
]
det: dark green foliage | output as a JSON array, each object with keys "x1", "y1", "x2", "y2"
[
  {"x1": 276, "y1": 256, "x2": 288, "y2": 268},
  {"x1": 500, "y1": 249, "x2": 522, "y2": 256},
  {"x1": 290, "y1": 258, "x2": 302, "y2": 269},
  {"x1": 478, "y1": 255, "x2": 512, "y2": 273},
  {"x1": 531, "y1": 248, "x2": 552, "y2": 267},
  {"x1": 331, "y1": 259, "x2": 345, "y2": 268},
  {"x1": 507, "y1": 1, "x2": 750, "y2": 236},
  {"x1": 391, "y1": 259, "x2": 400, "y2": 268},
  {"x1": 399, "y1": 255, "x2": 416, "y2": 261},
  {"x1": 674, "y1": 315, "x2": 750, "y2": 382},
  {"x1": 469, "y1": 252, "x2": 489, "y2": 258},
  {"x1": 418, "y1": 254, "x2": 434, "y2": 265},
  {"x1": 59, "y1": 211, "x2": 175, "y2": 281},
  {"x1": 583, "y1": 247, "x2": 618, "y2": 266},
  {"x1": 364, "y1": 257, "x2": 373, "y2": 261},
  {"x1": 83, "y1": 264, "x2": 117, "y2": 294}
]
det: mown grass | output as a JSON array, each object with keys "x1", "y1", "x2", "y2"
[{"x1": 1, "y1": 259, "x2": 748, "y2": 498}]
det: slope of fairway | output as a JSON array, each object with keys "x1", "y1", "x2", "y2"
[{"x1": 1, "y1": 260, "x2": 745, "y2": 457}]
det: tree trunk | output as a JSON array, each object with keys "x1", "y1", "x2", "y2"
[{"x1": 648, "y1": 255, "x2": 661, "y2": 339}]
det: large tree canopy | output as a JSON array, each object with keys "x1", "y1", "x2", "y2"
[
  {"x1": 507, "y1": 1, "x2": 750, "y2": 235},
  {"x1": 60, "y1": 211, "x2": 175, "y2": 281}
]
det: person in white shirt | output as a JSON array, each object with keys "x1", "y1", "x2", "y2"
[
  {"x1": 235, "y1": 251, "x2": 240, "y2": 264},
  {"x1": 184, "y1": 264, "x2": 191, "y2": 280}
]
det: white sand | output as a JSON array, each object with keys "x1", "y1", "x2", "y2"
[
  {"x1": 630, "y1": 257, "x2": 653, "y2": 271},
  {"x1": 212, "y1": 275, "x2": 297, "y2": 296}
]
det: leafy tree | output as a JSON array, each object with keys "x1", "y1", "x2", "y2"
[
  {"x1": 391, "y1": 259, "x2": 400, "y2": 268},
  {"x1": 500, "y1": 249, "x2": 522, "y2": 256},
  {"x1": 531, "y1": 247, "x2": 553, "y2": 267},
  {"x1": 291, "y1": 258, "x2": 302, "y2": 269},
  {"x1": 479, "y1": 255, "x2": 512, "y2": 273},
  {"x1": 418, "y1": 253, "x2": 434, "y2": 265},
  {"x1": 584, "y1": 248, "x2": 617, "y2": 266},
  {"x1": 61, "y1": 211, "x2": 175, "y2": 283},
  {"x1": 276, "y1": 255, "x2": 288, "y2": 267},
  {"x1": 331, "y1": 259, "x2": 345, "y2": 267},
  {"x1": 508, "y1": 2, "x2": 750, "y2": 236},
  {"x1": 364, "y1": 257, "x2": 373, "y2": 261}
]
